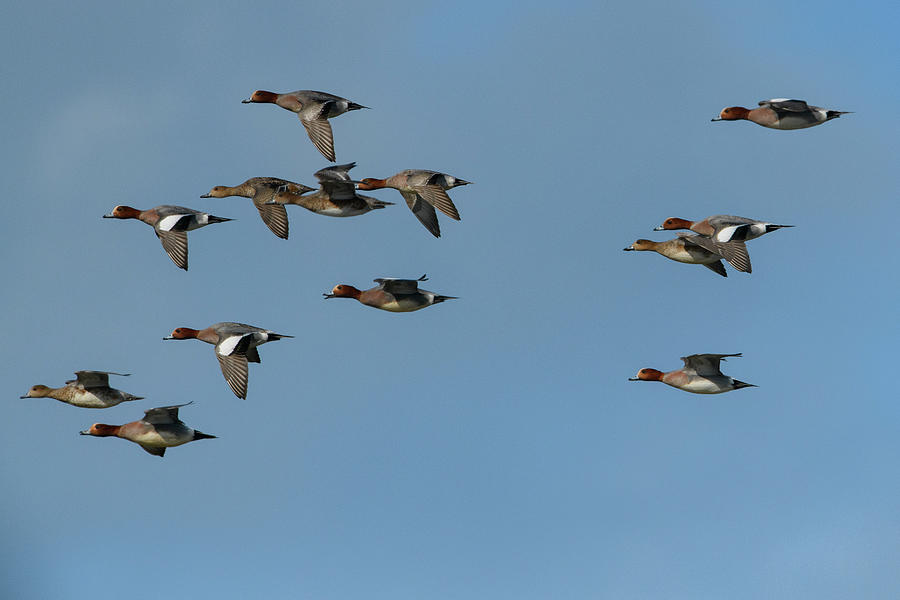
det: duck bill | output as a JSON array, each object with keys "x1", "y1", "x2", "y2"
[{"x1": 652, "y1": 226, "x2": 664, "y2": 231}]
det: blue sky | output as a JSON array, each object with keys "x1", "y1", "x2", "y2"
[{"x1": 2, "y1": 1, "x2": 898, "y2": 598}]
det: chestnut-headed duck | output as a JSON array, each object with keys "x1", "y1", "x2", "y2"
[
  {"x1": 164, "y1": 322, "x2": 292, "y2": 399},
  {"x1": 712, "y1": 99, "x2": 849, "y2": 130},
  {"x1": 356, "y1": 170, "x2": 471, "y2": 238},
  {"x1": 242, "y1": 89, "x2": 367, "y2": 162},
  {"x1": 629, "y1": 354, "x2": 756, "y2": 394},
  {"x1": 80, "y1": 403, "x2": 215, "y2": 457},
  {"x1": 324, "y1": 274, "x2": 457, "y2": 312},
  {"x1": 267, "y1": 163, "x2": 393, "y2": 217},
  {"x1": 103, "y1": 205, "x2": 232, "y2": 271},
  {"x1": 201, "y1": 177, "x2": 315, "y2": 239},
  {"x1": 623, "y1": 235, "x2": 735, "y2": 277},
  {"x1": 654, "y1": 215, "x2": 793, "y2": 273},
  {"x1": 21, "y1": 371, "x2": 143, "y2": 409}
]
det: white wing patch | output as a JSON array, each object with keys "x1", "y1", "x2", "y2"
[
  {"x1": 157, "y1": 214, "x2": 188, "y2": 231},
  {"x1": 716, "y1": 225, "x2": 740, "y2": 242},
  {"x1": 217, "y1": 334, "x2": 245, "y2": 356}
]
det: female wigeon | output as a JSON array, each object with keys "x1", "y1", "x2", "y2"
[
  {"x1": 324, "y1": 275, "x2": 457, "y2": 312},
  {"x1": 356, "y1": 170, "x2": 471, "y2": 238},
  {"x1": 164, "y1": 322, "x2": 292, "y2": 399},
  {"x1": 712, "y1": 99, "x2": 849, "y2": 130},
  {"x1": 629, "y1": 353, "x2": 756, "y2": 394},
  {"x1": 80, "y1": 403, "x2": 215, "y2": 457},
  {"x1": 242, "y1": 89, "x2": 367, "y2": 162},
  {"x1": 201, "y1": 177, "x2": 315, "y2": 239},
  {"x1": 654, "y1": 215, "x2": 793, "y2": 273},
  {"x1": 623, "y1": 235, "x2": 733, "y2": 277},
  {"x1": 21, "y1": 371, "x2": 142, "y2": 409},
  {"x1": 103, "y1": 205, "x2": 232, "y2": 271},
  {"x1": 266, "y1": 163, "x2": 393, "y2": 217}
]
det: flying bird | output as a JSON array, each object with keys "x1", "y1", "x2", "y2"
[
  {"x1": 201, "y1": 177, "x2": 315, "y2": 239},
  {"x1": 712, "y1": 98, "x2": 849, "y2": 130},
  {"x1": 267, "y1": 163, "x2": 392, "y2": 217},
  {"x1": 325, "y1": 275, "x2": 457, "y2": 312},
  {"x1": 80, "y1": 403, "x2": 215, "y2": 457},
  {"x1": 629, "y1": 353, "x2": 756, "y2": 394},
  {"x1": 103, "y1": 205, "x2": 232, "y2": 270},
  {"x1": 356, "y1": 170, "x2": 471, "y2": 238},
  {"x1": 164, "y1": 322, "x2": 291, "y2": 399},
  {"x1": 21, "y1": 371, "x2": 142, "y2": 409},
  {"x1": 623, "y1": 235, "x2": 733, "y2": 277},
  {"x1": 242, "y1": 89, "x2": 367, "y2": 161}
]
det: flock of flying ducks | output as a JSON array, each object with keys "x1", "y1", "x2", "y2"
[{"x1": 22, "y1": 92, "x2": 849, "y2": 455}]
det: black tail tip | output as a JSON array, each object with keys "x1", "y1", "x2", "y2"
[
  {"x1": 732, "y1": 380, "x2": 757, "y2": 390},
  {"x1": 194, "y1": 431, "x2": 217, "y2": 440}
]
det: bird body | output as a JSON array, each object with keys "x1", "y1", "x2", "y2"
[
  {"x1": 242, "y1": 89, "x2": 367, "y2": 161},
  {"x1": 103, "y1": 205, "x2": 231, "y2": 270},
  {"x1": 357, "y1": 170, "x2": 470, "y2": 238},
  {"x1": 325, "y1": 275, "x2": 456, "y2": 312},
  {"x1": 21, "y1": 371, "x2": 142, "y2": 409},
  {"x1": 164, "y1": 322, "x2": 291, "y2": 399},
  {"x1": 80, "y1": 403, "x2": 215, "y2": 457},
  {"x1": 712, "y1": 98, "x2": 849, "y2": 130},
  {"x1": 629, "y1": 353, "x2": 755, "y2": 394},
  {"x1": 201, "y1": 177, "x2": 315, "y2": 239},
  {"x1": 268, "y1": 163, "x2": 392, "y2": 217}
]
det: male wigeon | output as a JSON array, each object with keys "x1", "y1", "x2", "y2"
[
  {"x1": 80, "y1": 403, "x2": 215, "y2": 457},
  {"x1": 623, "y1": 235, "x2": 734, "y2": 277},
  {"x1": 164, "y1": 322, "x2": 292, "y2": 399},
  {"x1": 21, "y1": 371, "x2": 143, "y2": 409},
  {"x1": 356, "y1": 170, "x2": 471, "y2": 238},
  {"x1": 629, "y1": 353, "x2": 756, "y2": 394},
  {"x1": 103, "y1": 205, "x2": 232, "y2": 270},
  {"x1": 267, "y1": 163, "x2": 393, "y2": 217},
  {"x1": 242, "y1": 89, "x2": 367, "y2": 162},
  {"x1": 201, "y1": 177, "x2": 315, "y2": 239},
  {"x1": 712, "y1": 99, "x2": 849, "y2": 130},
  {"x1": 654, "y1": 215, "x2": 793, "y2": 273},
  {"x1": 324, "y1": 275, "x2": 457, "y2": 312}
]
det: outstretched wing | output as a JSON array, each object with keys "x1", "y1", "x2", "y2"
[
  {"x1": 72, "y1": 371, "x2": 124, "y2": 388},
  {"x1": 156, "y1": 230, "x2": 189, "y2": 270},
  {"x1": 681, "y1": 353, "x2": 741, "y2": 376},
  {"x1": 681, "y1": 234, "x2": 751, "y2": 273},
  {"x1": 143, "y1": 403, "x2": 192, "y2": 425},
  {"x1": 251, "y1": 185, "x2": 290, "y2": 239},
  {"x1": 373, "y1": 277, "x2": 423, "y2": 295},
  {"x1": 300, "y1": 117, "x2": 336, "y2": 162},
  {"x1": 759, "y1": 99, "x2": 810, "y2": 112},
  {"x1": 401, "y1": 190, "x2": 440, "y2": 238},
  {"x1": 417, "y1": 185, "x2": 460, "y2": 221},
  {"x1": 216, "y1": 352, "x2": 249, "y2": 399}
]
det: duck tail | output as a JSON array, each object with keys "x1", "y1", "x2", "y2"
[
  {"x1": 433, "y1": 295, "x2": 458, "y2": 304},
  {"x1": 207, "y1": 215, "x2": 233, "y2": 224},
  {"x1": 766, "y1": 224, "x2": 794, "y2": 233},
  {"x1": 826, "y1": 110, "x2": 850, "y2": 120},
  {"x1": 193, "y1": 430, "x2": 217, "y2": 441},
  {"x1": 347, "y1": 102, "x2": 368, "y2": 111},
  {"x1": 732, "y1": 379, "x2": 757, "y2": 390},
  {"x1": 267, "y1": 333, "x2": 294, "y2": 341}
]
